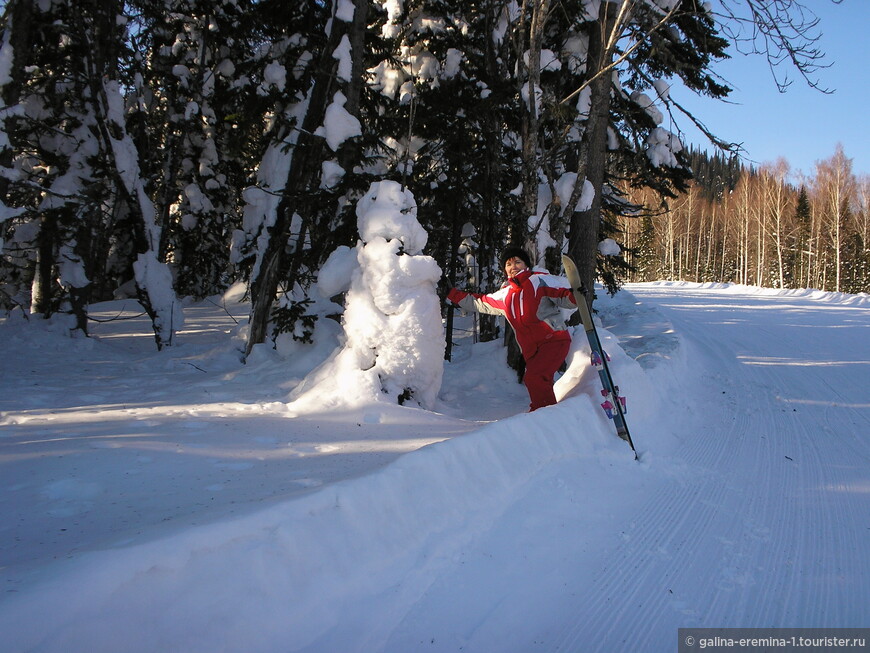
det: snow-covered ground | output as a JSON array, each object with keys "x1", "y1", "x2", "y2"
[{"x1": 1, "y1": 282, "x2": 869, "y2": 652}]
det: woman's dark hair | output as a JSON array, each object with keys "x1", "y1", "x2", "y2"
[{"x1": 499, "y1": 246, "x2": 532, "y2": 270}]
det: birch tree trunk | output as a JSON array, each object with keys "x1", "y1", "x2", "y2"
[{"x1": 813, "y1": 146, "x2": 856, "y2": 292}]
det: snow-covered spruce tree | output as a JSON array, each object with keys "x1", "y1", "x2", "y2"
[
  {"x1": 90, "y1": 2, "x2": 183, "y2": 348},
  {"x1": 292, "y1": 180, "x2": 444, "y2": 409},
  {"x1": 0, "y1": 0, "x2": 33, "y2": 311},
  {"x1": 239, "y1": 0, "x2": 372, "y2": 358},
  {"x1": 126, "y1": 0, "x2": 247, "y2": 300},
  {"x1": 369, "y1": 0, "x2": 524, "y2": 330},
  {"x1": 0, "y1": 0, "x2": 182, "y2": 346},
  {"x1": 593, "y1": 1, "x2": 733, "y2": 292},
  {"x1": 468, "y1": 0, "x2": 531, "y2": 307},
  {"x1": 0, "y1": 0, "x2": 123, "y2": 332},
  {"x1": 358, "y1": 1, "x2": 715, "y2": 308},
  {"x1": 457, "y1": 0, "x2": 823, "y2": 304},
  {"x1": 381, "y1": 1, "x2": 728, "y2": 303},
  {"x1": 0, "y1": 0, "x2": 74, "y2": 319},
  {"x1": 538, "y1": 1, "x2": 725, "y2": 302},
  {"x1": 349, "y1": 181, "x2": 444, "y2": 407}
]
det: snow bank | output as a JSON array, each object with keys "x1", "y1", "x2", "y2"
[
  {"x1": 0, "y1": 397, "x2": 632, "y2": 653},
  {"x1": 557, "y1": 323, "x2": 657, "y2": 425}
]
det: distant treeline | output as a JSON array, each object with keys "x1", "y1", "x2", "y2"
[{"x1": 620, "y1": 145, "x2": 869, "y2": 294}]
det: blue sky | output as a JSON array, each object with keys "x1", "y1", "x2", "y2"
[{"x1": 674, "y1": 0, "x2": 868, "y2": 179}]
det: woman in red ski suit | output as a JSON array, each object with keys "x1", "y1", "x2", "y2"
[{"x1": 447, "y1": 246, "x2": 576, "y2": 411}]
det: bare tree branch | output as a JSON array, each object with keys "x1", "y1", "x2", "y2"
[
  {"x1": 710, "y1": 0, "x2": 838, "y2": 93},
  {"x1": 560, "y1": 0, "x2": 681, "y2": 106}
]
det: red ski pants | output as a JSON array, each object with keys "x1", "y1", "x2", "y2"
[{"x1": 524, "y1": 336, "x2": 571, "y2": 411}]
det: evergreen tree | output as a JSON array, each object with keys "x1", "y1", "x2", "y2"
[
  {"x1": 380, "y1": 0, "x2": 522, "y2": 283},
  {"x1": 241, "y1": 0, "x2": 373, "y2": 355},
  {"x1": 128, "y1": 0, "x2": 248, "y2": 299},
  {"x1": 838, "y1": 199, "x2": 864, "y2": 294},
  {"x1": 0, "y1": 0, "x2": 126, "y2": 333},
  {"x1": 0, "y1": 0, "x2": 183, "y2": 346},
  {"x1": 787, "y1": 185, "x2": 812, "y2": 288},
  {"x1": 633, "y1": 213, "x2": 658, "y2": 281}
]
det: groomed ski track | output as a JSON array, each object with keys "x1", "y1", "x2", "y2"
[
  {"x1": 385, "y1": 283, "x2": 870, "y2": 652},
  {"x1": 545, "y1": 283, "x2": 870, "y2": 651}
]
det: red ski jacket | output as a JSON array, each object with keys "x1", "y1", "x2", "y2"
[{"x1": 448, "y1": 269, "x2": 576, "y2": 358}]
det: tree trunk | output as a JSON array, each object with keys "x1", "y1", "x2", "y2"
[
  {"x1": 30, "y1": 214, "x2": 56, "y2": 315},
  {"x1": 0, "y1": 0, "x2": 35, "y2": 202},
  {"x1": 517, "y1": 0, "x2": 550, "y2": 251},
  {"x1": 246, "y1": 1, "x2": 368, "y2": 357},
  {"x1": 567, "y1": 4, "x2": 618, "y2": 308}
]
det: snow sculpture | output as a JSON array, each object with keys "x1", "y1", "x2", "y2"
[{"x1": 289, "y1": 181, "x2": 445, "y2": 410}]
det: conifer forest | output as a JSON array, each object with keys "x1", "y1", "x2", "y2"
[{"x1": 0, "y1": 0, "x2": 865, "y2": 354}]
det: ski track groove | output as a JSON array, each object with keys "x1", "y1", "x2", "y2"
[
  {"x1": 553, "y1": 308, "x2": 714, "y2": 648},
  {"x1": 552, "y1": 286, "x2": 870, "y2": 651},
  {"x1": 692, "y1": 291, "x2": 870, "y2": 628},
  {"x1": 555, "y1": 344, "x2": 745, "y2": 650}
]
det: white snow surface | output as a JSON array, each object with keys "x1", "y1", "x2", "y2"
[
  {"x1": 334, "y1": 0, "x2": 355, "y2": 23},
  {"x1": 332, "y1": 35, "x2": 353, "y2": 83},
  {"x1": 598, "y1": 237, "x2": 621, "y2": 256},
  {"x1": 2, "y1": 282, "x2": 869, "y2": 652}
]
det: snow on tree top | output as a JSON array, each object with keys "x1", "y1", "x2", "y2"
[{"x1": 356, "y1": 180, "x2": 427, "y2": 254}]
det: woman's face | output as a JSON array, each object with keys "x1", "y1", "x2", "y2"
[{"x1": 504, "y1": 256, "x2": 528, "y2": 278}]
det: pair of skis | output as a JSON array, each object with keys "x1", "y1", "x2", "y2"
[{"x1": 562, "y1": 255, "x2": 638, "y2": 460}]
